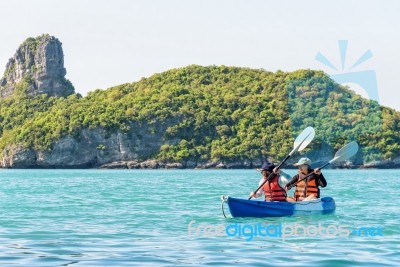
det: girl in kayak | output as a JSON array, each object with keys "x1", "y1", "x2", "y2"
[
  {"x1": 285, "y1": 157, "x2": 327, "y2": 201},
  {"x1": 249, "y1": 162, "x2": 287, "y2": 202}
]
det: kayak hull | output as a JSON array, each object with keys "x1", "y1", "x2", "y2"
[{"x1": 226, "y1": 197, "x2": 336, "y2": 217}]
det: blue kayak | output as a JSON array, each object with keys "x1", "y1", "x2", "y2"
[{"x1": 223, "y1": 196, "x2": 336, "y2": 217}]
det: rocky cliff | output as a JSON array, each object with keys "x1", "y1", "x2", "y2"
[
  {"x1": 1, "y1": 123, "x2": 169, "y2": 168},
  {"x1": 0, "y1": 117, "x2": 263, "y2": 169},
  {"x1": 0, "y1": 34, "x2": 74, "y2": 98}
]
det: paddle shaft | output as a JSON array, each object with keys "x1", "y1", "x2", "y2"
[
  {"x1": 287, "y1": 161, "x2": 330, "y2": 190},
  {"x1": 248, "y1": 155, "x2": 290, "y2": 200}
]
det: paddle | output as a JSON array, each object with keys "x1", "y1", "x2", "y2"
[
  {"x1": 248, "y1": 126, "x2": 315, "y2": 200},
  {"x1": 287, "y1": 141, "x2": 359, "y2": 190}
]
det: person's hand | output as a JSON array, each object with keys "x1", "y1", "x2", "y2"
[
  {"x1": 273, "y1": 167, "x2": 280, "y2": 174},
  {"x1": 314, "y1": 168, "x2": 321, "y2": 175},
  {"x1": 250, "y1": 192, "x2": 256, "y2": 198},
  {"x1": 284, "y1": 186, "x2": 288, "y2": 192}
]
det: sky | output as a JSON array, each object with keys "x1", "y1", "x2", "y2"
[{"x1": 0, "y1": 0, "x2": 399, "y2": 110}]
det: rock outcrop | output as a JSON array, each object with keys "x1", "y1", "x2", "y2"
[
  {"x1": 2, "y1": 130, "x2": 399, "y2": 169},
  {"x1": 1, "y1": 121, "x2": 172, "y2": 168},
  {"x1": 0, "y1": 34, "x2": 74, "y2": 98},
  {"x1": 362, "y1": 156, "x2": 400, "y2": 168}
]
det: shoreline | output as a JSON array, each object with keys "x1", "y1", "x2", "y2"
[{"x1": 1, "y1": 159, "x2": 398, "y2": 169}]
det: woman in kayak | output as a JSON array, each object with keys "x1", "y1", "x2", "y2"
[
  {"x1": 249, "y1": 162, "x2": 287, "y2": 202},
  {"x1": 285, "y1": 157, "x2": 327, "y2": 201}
]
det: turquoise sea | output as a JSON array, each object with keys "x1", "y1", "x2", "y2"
[{"x1": 0, "y1": 169, "x2": 399, "y2": 266}]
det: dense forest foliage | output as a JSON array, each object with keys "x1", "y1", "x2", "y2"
[{"x1": 0, "y1": 65, "x2": 399, "y2": 164}]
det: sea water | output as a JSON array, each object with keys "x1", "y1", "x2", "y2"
[{"x1": 0, "y1": 169, "x2": 398, "y2": 266}]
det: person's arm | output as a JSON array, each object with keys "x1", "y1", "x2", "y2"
[
  {"x1": 255, "y1": 178, "x2": 264, "y2": 197},
  {"x1": 313, "y1": 169, "x2": 327, "y2": 187},
  {"x1": 285, "y1": 174, "x2": 299, "y2": 190},
  {"x1": 250, "y1": 178, "x2": 266, "y2": 198},
  {"x1": 316, "y1": 173, "x2": 327, "y2": 187}
]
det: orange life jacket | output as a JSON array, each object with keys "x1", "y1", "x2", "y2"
[
  {"x1": 294, "y1": 171, "x2": 319, "y2": 200},
  {"x1": 262, "y1": 175, "x2": 287, "y2": 202}
]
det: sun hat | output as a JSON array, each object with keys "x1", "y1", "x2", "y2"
[
  {"x1": 261, "y1": 162, "x2": 275, "y2": 172},
  {"x1": 294, "y1": 157, "x2": 311, "y2": 166}
]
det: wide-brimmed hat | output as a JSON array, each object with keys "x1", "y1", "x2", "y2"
[
  {"x1": 294, "y1": 157, "x2": 311, "y2": 166},
  {"x1": 261, "y1": 162, "x2": 275, "y2": 172}
]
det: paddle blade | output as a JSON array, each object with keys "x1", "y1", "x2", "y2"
[
  {"x1": 329, "y1": 141, "x2": 359, "y2": 164},
  {"x1": 289, "y1": 126, "x2": 315, "y2": 156},
  {"x1": 280, "y1": 170, "x2": 291, "y2": 184}
]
